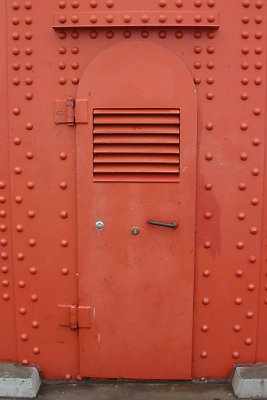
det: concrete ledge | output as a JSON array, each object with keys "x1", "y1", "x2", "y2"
[
  {"x1": 0, "y1": 363, "x2": 41, "y2": 398},
  {"x1": 232, "y1": 364, "x2": 267, "y2": 399}
]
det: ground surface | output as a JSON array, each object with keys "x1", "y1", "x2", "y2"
[{"x1": 2, "y1": 382, "x2": 238, "y2": 400}]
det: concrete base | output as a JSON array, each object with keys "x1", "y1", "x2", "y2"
[
  {"x1": 0, "y1": 363, "x2": 41, "y2": 398},
  {"x1": 232, "y1": 364, "x2": 267, "y2": 399}
]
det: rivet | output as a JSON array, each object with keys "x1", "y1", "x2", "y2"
[
  {"x1": 207, "y1": 45, "x2": 215, "y2": 54},
  {"x1": 255, "y1": 31, "x2": 262, "y2": 39},
  {"x1": 59, "y1": 77, "x2": 66, "y2": 85},
  {"x1": 255, "y1": 0, "x2": 263, "y2": 8},
  {"x1": 0, "y1": 210, "x2": 6, "y2": 218},
  {"x1": 22, "y1": 360, "x2": 29, "y2": 365},
  {"x1": 175, "y1": 31, "x2": 183, "y2": 39},
  {"x1": 255, "y1": 16, "x2": 262, "y2": 24},
  {"x1": 12, "y1": 1, "x2": 20, "y2": 10},
  {"x1": 31, "y1": 294, "x2": 38, "y2": 302},
  {"x1": 25, "y1": 77, "x2": 33, "y2": 85},
  {"x1": 254, "y1": 108, "x2": 261, "y2": 116},
  {"x1": 14, "y1": 166, "x2": 22, "y2": 175},
  {"x1": 60, "y1": 210, "x2": 68, "y2": 219},
  {"x1": 204, "y1": 241, "x2": 211, "y2": 248},
  {"x1": 249, "y1": 255, "x2": 256, "y2": 263},
  {"x1": 241, "y1": 62, "x2": 249, "y2": 70},
  {"x1": 203, "y1": 270, "x2": 210, "y2": 277},
  {"x1": 28, "y1": 239, "x2": 36, "y2": 247},
  {"x1": 194, "y1": 31, "x2": 201, "y2": 39},
  {"x1": 18, "y1": 280, "x2": 25, "y2": 288},
  {"x1": 237, "y1": 241, "x2": 244, "y2": 249},
  {"x1": 58, "y1": 31, "x2": 66, "y2": 39},
  {"x1": 194, "y1": 0, "x2": 202, "y2": 6},
  {"x1": 206, "y1": 122, "x2": 213, "y2": 130},
  {"x1": 71, "y1": 31, "x2": 79, "y2": 39},
  {"x1": 205, "y1": 152, "x2": 213, "y2": 160},
  {"x1": 0, "y1": 239, "x2": 7, "y2": 247},
  {"x1": 202, "y1": 297, "x2": 209, "y2": 305},
  {"x1": 194, "y1": 77, "x2": 201, "y2": 84},
  {"x1": 141, "y1": 15, "x2": 149, "y2": 23},
  {"x1": 28, "y1": 210, "x2": 35, "y2": 218},
  {"x1": 252, "y1": 137, "x2": 260, "y2": 146},
  {"x1": 33, "y1": 347, "x2": 40, "y2": 355},
  {"x1": 25, "y1": 47, "x2": 32, "y2": 55},
  {"x1": 89, "y1": 30, "x2": 97, "y2": 38},
  {"x1": 25, "y1": 62, "x2": 33, "y2": 70},
  {"x1": 65, "y1": 374, "x2": 72, "y2": 380},
  {"x1": 204, "y1": 212, "x2": 212, "y2": 219},
  {"x1": 201, "y1": 325, "x2": 208, "y2": 332},
  {"x1": 106, "y1": 15, "x2": 114, "y2": 23},
  {"x1": 241, "y1": 77, "x2": 249, "y2": 85},
  {"x1": 207, "y1": 0, "x2": 215, "y2": 6},
  {"x1": 236, "y1": 269, "x2": 243, "y2": 277},
  {"x1": 0, "y1": 252, "x2": 7, "y2": 260},
  {"x1": 12, "y1": 32, "x2": 20, "y2": 40},
  {"x1": 235, "y1": 298, "x2": 242, "y2": 305},
  {"x1": 250, "y1": 227, "x2": 258, "y2": 234},
  {"x1": 205, "y1": 183, "x2": 212, "y2": 190},
  {"x1": 62, "y1": 268, "x2": 69, "y2": 275},
  {"x1": 27, "y1": 181, "x2": 34, "y2": 189},
  {"x1": 141, "y1": 31, "x2": 149, "y2": 38},
  {"x1": 176, "y1": 15, "x2": 183, "y2": 23},
  {"x1": 0, "y1": 197, "x2": 6, "y2": 204},
  {"x1": 71, "y1": 62, "x2": 79, "y2": 69},
  {"x1": 32, "y1": 320, "x2": 39, "y2": 328},
  {"x1": 13, "y1": 77, "x2": 20, "y2": 86},
  {"x1": 254, "y1": 78, "x2": 262, "y2": 85},
  {"x1": 159, "y1": 31, "x2": 166, "y2": 38},
  {"x1": 176, "y1": 0, "x2": 183, "y2": 6},
  {"x1": 207, "y1": 61, "x2": 214, "y2": 69},
  {"x1": 90, "y1": 0, "x2": 97, "y2": 7},
  {"x1": 25, "y1": 16, "x2": 32, "y2": 25},
  {"x1": 123, "y1": 15, "x2": 131, "y2": 23},
  {"x1": 159, "y1": 0, "x2": 167, "y2": 6},
  {"x1": 233, "y1": 325, "x2": 241, "y2": 332},
  {"x1": 71, "y1": 46, "x2": 79, "y2": 54},
  {"x1": 13, "y1": 62, "x2": 20, "y2": 70},
  {"x1": 255, "y1": 62, "x2": 262, "y2": 70},
  {"x1": 12, "y1": 47, "x2": 20, "y2": 56},
  {"x1": 240, "y1": 152, "x2": 248, "y2": 160},
  {"x1": 245, "y1": 338, "x2": 252, "y2": 345},
  {"x1": 17, "y1": 252, "x2": 24, "y2": 260},
  {"x1": 252, "y1": 168, "x2": 260, "y2": 176},
  {"x1": 25, "y1": 92, "x2": 33, "y2": 100},
  {"x1": 159, "y1": 15, "x2": 167, "y2": 23},
  {"x1": 232, "y1": 352, "x2": 240, "y2": 359},
  {"x1": 246, "y1": 311, "x2": 253, "y2": 319},
  {"x1": 60, "y1": 152, "x2": 67, "y2": 160},
  {"x1": 251, "y1": 198, "x2": 259, "y2": 206},
  {"x1": 29, "y1": 267, "x2": 37, "y2": 274},
  {"x1": 241, "y1": 92, "x2": 248, "y2": 100},
  {"x1": 239, "y1": 183, "x2": 246, "y2": 191},
  {"x1": 3, "y1": 294, "x2": 10, "y2": 301},
  {"x1": 207, "y1": 31, "x2": 215, "y2": 39},
  {"x1": 0, "y1": 225, "x2": 7, "y2": 233},
  {"x1": 0, "y1": 182, "x2": 5, "y2": 189},
  {"x1": 124, "y1": 31, "x2": 131, "y2": 38},
  {"x1": 71, "y1": 15, "x2": 79, "y2": 23},
  {"x1": 25, "y1": 1, "x2": 32, "y2": 9},
  {"x1": 200, "y1": 351, "x2": 208, "y2": 358},
  {"x1": 19, "y1": 307, "x2": 27, "y2": 315},
  {"x1": 58, "y1": 15, "x2": 67, "y2": 23},
  {"x1": 71, "y1": 0, "x2": 79, "y2": 8},
  {"x1": 255, "y1": 47, "x2": 262, "y2": 54},
  {"x1": 241, "y1": 31, "x2": 249, "y2": 39},
  {"x1": 58, "y1": 46, "x2": 66, "y2": 54},
  {"x1": 26, "y1": 122, "x2": 33, "y2": 130},
  {"x1": 20, "y1": 334, "x2": 28, "y2": 341},
  {"x1": 206, "y1": 92, "x2": 214, "y2": 100},
  {"x1": 194, "y1": 15, "x2": 202, "y2": 22},
  {"x1": 2, "y1": 280, "x2": 9, "y2": 287},
  {"x1": 58, "y1": 1, "x2": 66, "y2": 8},
  {"x1": 106, "y1": 31, "x2": 114, "y2": 39},
  {"x1": 58, "y1": 62, "x2": 66, "y2": 70},
  {"x1": 242, "y1": 16, "x2": 249, "y2": 23},
  {"x1": 1, "y1": 266, "x2": 8, "y2": 273},
  {"x1": 61, "y1": 239, "x2": 68, "y2": 247},
  {"x1": 247, "y1": 284, "x2": 255, "y2": 291},
  {"x1": 241, "y1": 47, "x2": 249, "y2": 54},
  {"x1": 72, "y1": 77, "x2": 79, "y2": 85}
]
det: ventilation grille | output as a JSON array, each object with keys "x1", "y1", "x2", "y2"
[{"x1": 93, "y1": 108, "x2": 180, "y2": 182}]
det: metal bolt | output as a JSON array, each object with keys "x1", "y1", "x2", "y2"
[
  {"x1": 95, "y1": 220, "x2": 104, "y2": 231},
  {"x1": 132, "y1": 227, "x2": 139, "y2": 235}
]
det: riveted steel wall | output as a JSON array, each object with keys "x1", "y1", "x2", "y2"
[{"x1": 0, "y1": 0, "x2": 266, "y2": 381}]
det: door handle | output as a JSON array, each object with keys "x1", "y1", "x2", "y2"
[{"x1": 147, "y1": 220, "x2": 178, "y2": 229}]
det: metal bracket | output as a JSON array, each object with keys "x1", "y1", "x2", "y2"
[
  {"x1": 58, "y1": 304, "x2": 91, "y2": 329},
  {"x1": 54, "y1": 97, "x2": 88, "y2": 125}
]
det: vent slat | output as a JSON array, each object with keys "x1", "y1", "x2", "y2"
[
  {"x1": 93, "y1": 108, "x2": 180, "y2": 182},
  {"x1": 94, "y1": 154, "x2": 179, "y2": 164},
  {"x1": 93, "y1": 134, "x2": 180, "y2": 144},
  {"x1": 93, "y1": 125, "x2": 180, "y2": 134}
]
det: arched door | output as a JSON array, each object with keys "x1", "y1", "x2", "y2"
[{"x1": 76, "y1": 41, "x2": 197, "y2": 379}]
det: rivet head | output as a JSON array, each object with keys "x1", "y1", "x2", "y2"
[
  {"x1": 22, "y1": 360, "x2": 29, "y2": 365},
  {"x1": 205, "y1": 152, "x2": 213, "y2": 161},
  {"x1": 1, "y1": 266, "x2": 8, "y2": 273},
  {"x1": 27, "y1": 181, "x2": 34, "y2": 189},
  {"x1": 253, "y1": 138, "x2": 260, "y2": 146},
  {"x1": 71, "y1": 15, "x2": 79, "y2": 23},
  {"x1": 61, "y1": 239, "x2": 68, "y2": 247},
  {"x1": 239, "y1": 183, "x2": 246, "y2": 191},
  {"x1": 176, "y1": 15, "x2": 183, "y2": 23},
  {"x1": 31, "y1": 294, "x2": 38, "y2": 302},
  {"x1": 2, "y1": 280, "x2": 9, "y2": 287},
  {"x1": 204, "y1": 212, "x2": 212, "y2": 219},
  {"x1": 60, "y1": 182, "x2": 67, "y2": 189},
  {"x1": 240, "y1": 152, "x2": 248, "y2": 160},
  {"x1": 62, "y1": 268, "x2": 69, "y2": 275},
  {"x1": 29, "y1": 267, "x2": 37, "y2": 274},
  {"x1": 204, "y1": 241, "x2": 211, "y2": 248},
  {"x1": 141, "y1": 15, "x2": 149, "y2": 23},
  {"x1": 159, "y1": 15, "x2": 167, "y2": 23},
  {"x1": 106, "y1": 0, "x2": 113, "y2": 7},
  {"x1": 28, "y1": 239, "x2": 36, "y2": 247},
  {"x1": 203, "y1": 270, "x2": 211, "y2": 277},
  {"x1": 18, "y1": 280, "x2": 25, "y2": 288},
  {"x1": 60, "y1": 210, "x2": 68, "y2": 219},
  {"x1": 0, "y1": 225, "x2": 7, "y2": 233},
  {"x1": 33, "y1": 347, "x2": 40, "y2": 355},
  {"x1": 17, "y1": 252, "x2": 24, "y2": 260},
  {"x1": 233, "y1": 325, "x2": 241, "y2": 332},
  {"x1": 200, "y1": 351, "x2": 208, "y2": 358},
  {"x1": 249, "y1": 255, "x2": 256, "y2": 263},
  {"x1": 237, "y1": 241, "x2": 244, "y2": 249},
  {"x1": 60, "y1": 152, "x2": 67, "y2": 160},
  {"x1": 205, "y1": 183, "x2": 212, "y2": 190},
  {"x1": 245, "y1": 338, "x2": 252, "y2": 345},
  {"x1": 252, "y1": 168, "x2": 260, "y2": 176},
  {"x1": 247, "y1": 284, "x2": 255, "y2": 291},
  {"x1": 202, "y1": 297, "x2": 209, "y2": 305},
  {"x1": 106, "y1": 14, "x2": 114, "y2": 23},
  {"x1": 246, "y1": 311, "x2": 253, "y2": 319},
  {"x1": 20, "y1": 334, "x2": 28, "y2": 341},
  {"x1": 2, "y1": 293, "x2": 10, "y2": 301},
  {"x1": 159, "y1": 0, "x2": 167, "y2": 6},
  {"x1": 28, "y1": 210, "x2": 35, "y2": 218},
  {"x1": 19, "y1": 307, "x2": 27, "y2": 315},
  {"x1": 201, "y1": 325, "x2": 208, "y2": 332},
  {"x1": 235, "y1": 297, "x2": 242, "y2": 305},
  {"x1": 124, "y1": 15, "x2": 131, "y2": 23},
  {"x1": 236, "y1": 269, "x2": 243, "y2": 277},
  {"x1": 59, "y1": 15, "x2": 67, "y2": 23},
  {"x1": 250, "y1": 227, "x2": 258, "y2": 234},
  {"x1": 194, "y1": 14, "x2": 202, "y2": 22},
  {"x1": 176, "y1": 0, "x2": 183, "y2": 6},
  {"x1": 194, "y1": 61, "x2": 201, "y2": 69},
  {"x1": 206, "y1": 92, "x2": 214, "y2": 100},
  {"x1": 25, "y1": 92, "x2": 33, "y2": 100},
  {"x1": 32, "y1": 320, "x2": 39, "y2": 328},
  {"x1": 65, "y1": 374, "x2": 72, "y2": 380},
  {"x1": 232, "y1": 352, "x2": 240, "y2": 359},
  {"x1": 251, "y1": 198, "x2": 259, "y2": 206},
  {"x1": 58, "y1": 1, "x2": 66, "y2": 8}
]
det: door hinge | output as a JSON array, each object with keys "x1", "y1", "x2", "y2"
[
  {"x1": 54, "y1": 97, "x2": 88, "y2": 125},
  {"x1": 58, "y1": 304, "x2": 91, "y2": 329}
]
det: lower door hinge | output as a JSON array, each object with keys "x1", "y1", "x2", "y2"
[
  {"x1": 54, "y1": 96, "x2": 88, "y2": 125},
  {"x1": 58, "y1": 304, "x2": 91, "y2": 329}
]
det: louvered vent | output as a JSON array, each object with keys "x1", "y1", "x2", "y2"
[{"x1": 93, "y1": 108, "x2": 180, "y2": 182}]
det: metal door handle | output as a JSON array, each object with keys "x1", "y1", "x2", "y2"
[{"x1": 147, "y1": 220, "x2": 178, "y2": 229}]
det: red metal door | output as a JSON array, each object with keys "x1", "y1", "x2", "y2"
[{"x1": 76, "y1": 41, "x2": 197, "y2": 379}]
